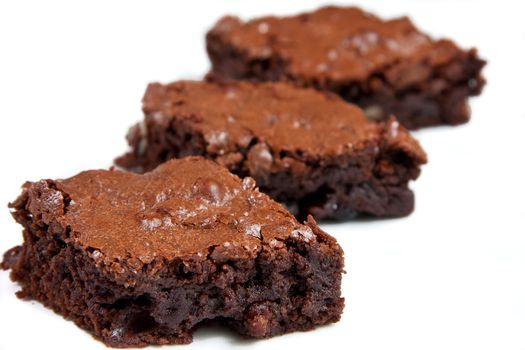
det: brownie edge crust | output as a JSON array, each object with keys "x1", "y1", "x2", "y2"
[{"x1": 1, "y1": 157, "x2": 344, "y2": 347}]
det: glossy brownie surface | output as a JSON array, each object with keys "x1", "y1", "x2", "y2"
[{"x1": 58, "y1": 156, "x2": 302, "y2": 262}]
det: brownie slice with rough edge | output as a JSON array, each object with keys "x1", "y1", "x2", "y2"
[
  {"x1": 116, "y1": 80, "x2": 427, "y2": 220},
  {"x1": 2, "y1": 157, "x2": 344, "y2": 347}
]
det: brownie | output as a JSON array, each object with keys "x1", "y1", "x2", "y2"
[
  {"x1": 1, "y1": 157, "x2": 344, "y2": 347},
  {"x1": 206, "y1": 6, "x2": 486, "y2": 129},
  {"x1": 116, "y1": 80, "x2": 427, "y2": 220}
]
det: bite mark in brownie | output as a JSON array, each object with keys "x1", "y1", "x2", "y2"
[
  {"x1": 1, "y1": 157, "x2": 344, "y2": 347},
  {"x1": 205, "y1": 6, "x2": 486, "y2": 129},
  {"x1": 116, "y1": 80, "x2": 427, "y2": 220}
]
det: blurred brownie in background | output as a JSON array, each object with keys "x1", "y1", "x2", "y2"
[{"x1": 206, "y1": 6, "x2": 486, "y2": 129}]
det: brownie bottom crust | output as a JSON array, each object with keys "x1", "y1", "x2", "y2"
[{"x1": 2, "y1": 186, "x2": 344, "y2": 347}]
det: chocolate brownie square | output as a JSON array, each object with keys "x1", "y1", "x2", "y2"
[
  {"x1": 1, "y1": 157, "x2": 344, "y2": 347},
  {"x1": 116, "y1": 80, "x2": 427, "y2": 220},
  {"x1": 206, "y1": 6, "x2": 486, "y2": 129}
]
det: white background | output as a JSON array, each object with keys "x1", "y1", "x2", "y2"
[{"x1": 1, "y1": 1, "x2": 524, "y2": 349}]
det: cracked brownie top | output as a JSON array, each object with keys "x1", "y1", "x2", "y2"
[
  {"x1": 17, "y1": 157, "x2": 326, "y2": 271},
  {"x1": 141, "y1": 80, "x2": 426, "y2": 162},
  {"x1": 207, "y1": 6, "x2": 463, "y2": 83}
]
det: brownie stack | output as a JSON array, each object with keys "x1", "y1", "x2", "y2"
[{"x1": 2, "y1": 5, "x2": 485, "y2": 348}]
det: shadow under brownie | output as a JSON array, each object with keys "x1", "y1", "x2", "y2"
[
  {"x1": 116, "y1": 80, "x2": 427, "y2": 220},
  {"x1": 1, "y1": 157, "x2": 344, "y2": 347},
  {"x1": 206, "y1": 6, "x2": 486, "y2": 129}
]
